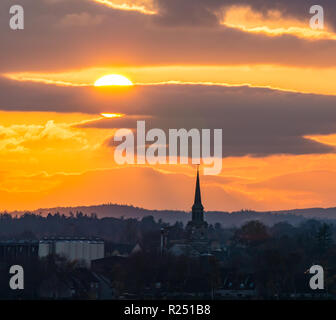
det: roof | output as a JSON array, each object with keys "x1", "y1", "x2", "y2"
[
  {"x1": 0, "y1": 240, "x2": 39, "y2": 245},
  {"x1": 40, "y1": 237, "x2": 104, "y2": 243}
]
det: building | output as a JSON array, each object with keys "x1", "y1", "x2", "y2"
[
  {"x1": 211, "y1": 268, "x2": 257, "y2": 299},
  {"x1": 186, "y1": 166, "x2": 208, "y2": 241},
  {"x1": 38, "y1": 268, "x2": 115, "y2": 300},
  {"x1": 169, "y1": 167, "x2": 214, "y2": 257},
  {"x1": 0, "y1": 240, "x2": 39, "y2": 260},
  {"x1": 105, "y1": 242, "x2": 142, "y2": 258},
  {"x1": 39, "y1": 237, "x2": 104, "y2": 268}
]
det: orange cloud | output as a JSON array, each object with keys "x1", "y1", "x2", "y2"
[
  {"x1": 0, "y1": 111, "x2": 336, "y2": 212},
  {"x1": 3, "y1": 154, "x2": 336, "y2": 212},
  {"x1": 93, "y1": 0, "x2": 157, "y2": 15},
  {"x1": 220, "y1": 6, "x2": 336, "y2": 40},
  {"x1": 0, "y1": 110, "x2": 336, "y2": 212}
]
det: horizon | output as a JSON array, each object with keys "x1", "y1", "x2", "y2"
[{"x1": 3, "y1": 201, "x2": 336, "y2": 216}]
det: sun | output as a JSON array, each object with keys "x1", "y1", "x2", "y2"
[
  {"x1": 100, "y1": 113, "x2": 123, "y2": 118},
  {"x1": 94, "y1": 74, "x2": 133, "y2": 86}
]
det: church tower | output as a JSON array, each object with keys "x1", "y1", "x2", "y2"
[
  {"x1": 187, "y1": 166, "x2": 208, "y2": 239},
  {"x1": 192, "y1": 166, "x2": 204, "y2": 224}
]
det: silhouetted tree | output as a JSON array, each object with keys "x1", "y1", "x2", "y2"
[{"x1": 233, "y1": 220, "x2": 270, "y2": 246}]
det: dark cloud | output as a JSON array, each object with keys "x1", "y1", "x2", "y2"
[
  {"x1": 154, "y1": 0, "x2": 221, "y2": 26},
  {"x1": 230, "y1": 0, "x2": 336, "y2": 29},
  {"x1": 154, "y1": 0, "x2": 336, "y2": 29},
  {"x1": 0, "y1": 77, "x2": 90, "y2": 113},
  {"x1": 78, "y1": 84, "x2": 336, "y2": 157},
  {"x1": 1, "y1": 75, "x2": 336, "y2": 157},
  {"x1": 1, "y1": 0, "x2": 336, "y2": 73}
]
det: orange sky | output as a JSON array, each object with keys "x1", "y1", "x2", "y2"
[{"x1": 1, "y1": 0, "x2": 336, "y2": 212}]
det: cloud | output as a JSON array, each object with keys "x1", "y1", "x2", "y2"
[
  {"x1": 0, "y1": 120, "x2": 87, "y2": 154},
  {"x1": 219, "y1": 5, "x2": 336, "y2": 40},
  {"x1": 246, "y1": 169, "x2": 336, "y2": 208},
  {"x1": 1, "y1": 75, "x2": 336, "y2": 156},
  {"x1": 58, "y1": 12, "x2": 105, "y2": 27},
  {"x1": 1, "y1": 0, "x2": 336, "y2": 73},
  {"x1": 2, "y1": 163, "x2": 336, "y2": 212},
  {"x1": 154, "y1": 0, "x2": 336, "y2": 29},
  {"x1": 93, "y1": 0, "x2": 157, "y2": 15},
  {"x1": 0, "y1": 166, "x2": 259, "y2": 211},
  {"x1": 77, "y1": 84, "x2": 336, "y2": 157}
]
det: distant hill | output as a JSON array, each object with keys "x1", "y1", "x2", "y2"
[
  {"x1": 4, "y1": 204, "x2": 336, "y2": 227},
  {"x1": 275, "y1": 207, "x2": 336, "y2": 220}
]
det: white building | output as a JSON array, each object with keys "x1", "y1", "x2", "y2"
[{"x1": 38, "y1": 238, "x2": 104, "y2": 268}]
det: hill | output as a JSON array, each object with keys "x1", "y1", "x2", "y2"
[{"x1": 4, "y1": 204, "x2": 336, "y2": 227}]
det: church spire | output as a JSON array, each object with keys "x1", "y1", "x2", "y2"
[
  {"x1": 187, "y1": 165, "x2": 207, "y2": 238},
  {"x1": 192, "y1": 165, "x2": 203, "y2": 211}
]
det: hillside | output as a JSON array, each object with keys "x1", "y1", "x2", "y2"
[{"x1": 4, "y1": 204, "x2": 336, "y2": 227}]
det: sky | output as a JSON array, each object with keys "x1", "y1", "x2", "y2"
[{"x1": 1, "y1": 0, "x2": 336, "y2": 212}]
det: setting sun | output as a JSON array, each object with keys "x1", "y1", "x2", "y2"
[
  {"x1": 94, "y1": 74, "x2": 133, "y2": 86},
  {"x1": 100, "y1": 113, "x2": 123, "y2": 118}
]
